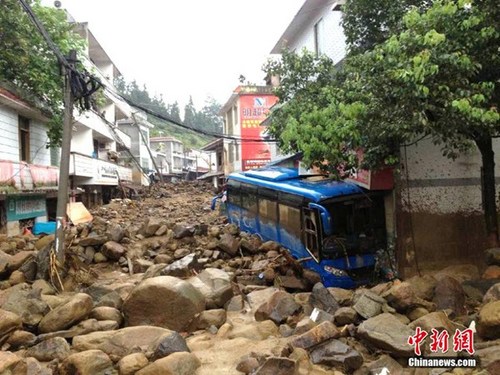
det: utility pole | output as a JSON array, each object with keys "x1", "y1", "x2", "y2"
[{"x1": 54, "y1": 50, "x2": 76, "y2": 268}]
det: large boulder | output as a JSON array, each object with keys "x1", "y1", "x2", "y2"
[
  {"x1": 1, "y1": 283, "x2": 50, "y2": 326},
  {"x1": 291, "y1": 321, "x2": 340, "y2": 350},
  {"x1": 122, "y1": 276, "x2": 205, "y2": 331},
  {"x1": 255, "y1": 290, "x2": 301, "y2": 324},
  {"x1": 433, "y1": 275, "x2": 466, "y2": 316},
  {"x1": 353, "y1": 290, "x2": 385, "y2": 319},
  {"x1": 38, "y1": 293, "x2": 94, "y2": 333},
  {"x1": 118, "y1": 353, "x2": 149, "y2": 375},
  {"x1": 101, "y1": 241, "x2": 126, "y2": 260},
  {"x1": 0, "y1": 351, "x2": 22, "y2": 373},
  {"x1": 477, "y1": 300, "x2": 500, "y2": 339},
  {"x1": 136, "y1": 352, "x2": 201, "y2": 375},
  {"x1": 434, "y1": 264, "x2": 480, "y2": 283},
  {"x1": 0, "y1": 309, "x2": 22, "y2": 339},
  {"x1": 483, "y1": 282, "x2": 500, "y2": 303},
  {"x1": 408, "y1": 311, "x2": 461, "y2": 333},
  {"x1": 357, "y1": 313, "x2": 414, "y2": 357},
  {"x1": 309, "y1": 339, "x2": 363, "y2": 371},
  {"x1": 59, "y1": 349, "x2": 115, "y2": 375},
  {"x1": 309, "y1": 283, "x2": 340, "y2": 315},
  {"x1": 188, "y1": 268, "x2": 233, "y2": 309},
  {"x1": 407, "y1": 274, "x2": 437, "y2": 301},
  {"x1": 254, "y1": 357, "x2": 297, "y2": 375},
  {"x1": 25, "y1": 336, "x2": 71, "y2": 361},
  {"x1": 73, "y1": 326, "x2": 175, "y2": 360},
  {"x1": 384, "y1": 281, "x2": 435, "y2": 313}
]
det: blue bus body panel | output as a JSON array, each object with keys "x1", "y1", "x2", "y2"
[{"x1": 230, "y1": 168, "x2": 363, "y2": 203}]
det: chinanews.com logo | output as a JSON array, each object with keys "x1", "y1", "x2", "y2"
[{"x1": 405, "y1": 326, "x2": 477, "y2": 369}]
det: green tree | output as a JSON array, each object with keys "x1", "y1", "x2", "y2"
[
  {"x1": 196, "y1": 96, "x2": 223, "y2": 134},
  {"x1": 168, "y1": 101, "x2": 182, "y2": 123},
  {"x1": 264, "y1": 0, "x2": 500, "y2": 241},
  {"x1": 0, "y1": 0, "x2": 86, "y2": 145},
  {"x1": 183, "y1": 96, "x2": 197, "y2": 129},
  {"x1": 342, "y1": 0, "x2": 427, "y2": 54}
]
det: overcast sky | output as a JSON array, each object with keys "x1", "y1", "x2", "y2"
[{"x1": 42, "y1": 0, "x2": 305, "y2": 110}]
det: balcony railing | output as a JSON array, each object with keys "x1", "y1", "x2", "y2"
[{"x1": 0, "y1": 160, "x2": 59, "y2": 192}]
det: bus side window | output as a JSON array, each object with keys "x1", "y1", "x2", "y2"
[
  {"x1": 302, "y1": 207, "x2": 322, "y2": 262},
  {"x1": 279, "y1": 204, "x2": 301, "y2": 238},
  {"x1": 259, "y1": 198, "x2": 277, "y2": 222},
  {"x1": 226, "y1": 182, "x2": 241, "y2": 205}
]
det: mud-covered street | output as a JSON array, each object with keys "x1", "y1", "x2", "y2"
[{"x1": 0, "y1": 181, "x2": 498, "y2": 374}]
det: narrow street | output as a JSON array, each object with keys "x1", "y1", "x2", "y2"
[{"x1": 0, "y1": 181, "x2": 498, "y2": 374}]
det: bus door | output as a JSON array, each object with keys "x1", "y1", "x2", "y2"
[{"x1": 302, "y1": 206, "x2": 324, "y2": 262}]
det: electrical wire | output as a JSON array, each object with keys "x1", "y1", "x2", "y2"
[
  {"x1": 88, "y1": 109, "x2": 151, "y2": 181},
  {"x1": 18, "y1": 0, "x2": 103, "y2": 112},
  {"x1": 101, "y1": 84, "x2": 279, "y2": 143},
  {"x1": 18, "y1": 0, "x2": 280, "y2": 144}
]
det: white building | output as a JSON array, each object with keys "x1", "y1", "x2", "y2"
[
  {"x1": 69, "y1": 23, "x2": 136, "y2": 207},
  {"x1": 149, "y1": 136, "x2": 185, "y2": 177},
  {"x1": 0, "y1": 84, "x2": 60, "y2": 235},
  {"x1": 116, "y1": 111, "x2": 154, "y2": 186},
  {"x1": 271, "y1": 0, "x2": 346, "y2": 64}
]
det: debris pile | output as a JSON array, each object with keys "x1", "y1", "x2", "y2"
[{"x1": 0, "y1": 181, "x2": 498, "y2": 374}]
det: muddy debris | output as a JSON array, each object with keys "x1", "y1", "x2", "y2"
[{"x1": 0, "y1": 181, "x2": 498, "y2": 374}]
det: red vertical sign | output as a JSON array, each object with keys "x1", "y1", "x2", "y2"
[{"x1": 240, "y1": 94, "x2": 278, "y2": 171}]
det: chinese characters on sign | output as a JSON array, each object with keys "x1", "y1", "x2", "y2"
[
  {"x1": 408, "y1": 327, "x2": 475, "y2": 356},
  {"x1": 239, "y1": 94, "x2": 278, "y2": 171}
]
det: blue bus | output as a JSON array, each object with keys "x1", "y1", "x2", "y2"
[{"x1": 214, "y1": 166, "x2": 387, "y2": 288}]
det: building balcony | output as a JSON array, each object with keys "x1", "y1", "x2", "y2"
[
  {"x1": 76, "y1": 111, "x2": 132, "y2": 146},
  {"x1": 69, "y1": 152, "x2": 132, "y2": 185},
  {"x1": 0, "y1": 159, "x2": 59, "y2": 193}
]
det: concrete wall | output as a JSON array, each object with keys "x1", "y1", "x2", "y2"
[
  {"x1": 396, "y1": 138, "x2": 500, "y2": 275},
  {"x1": 0, "y1": 105, "x2": 51, "y2": 165},
  {"x1": 72, "y1": 127, "x2": 94, "y2": 156},
  {"x1": 289, "y1": 8, "x2": 346, "y2": 64},
  {"x1": 0, "y1": 105, "x2": 24, "y2": 162}
]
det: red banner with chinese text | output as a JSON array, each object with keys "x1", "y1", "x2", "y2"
[{"x1": 239, "y1": 94, "x2": 278, "y2": 171}]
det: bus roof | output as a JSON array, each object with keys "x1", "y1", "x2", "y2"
[{"x1": 228, "y1": 167, "x2": 364, "y2": 203}]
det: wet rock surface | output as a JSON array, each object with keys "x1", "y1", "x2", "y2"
[{"x1": 0, "y1": 181, "x2": 497, "y2": 374}]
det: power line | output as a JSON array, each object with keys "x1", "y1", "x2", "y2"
[
  {"x1": 100, "y1": 83, "x2": 279, "y2": 143},
  {"x1": 18, "y1": 0, "x2": 69, "y2": 68},
  {"x1": 18, "y1": 0, "x2": 279, "y2": 144},
  {"x1": 18, "y1": 0, "x2": 102, "y2": 111}
]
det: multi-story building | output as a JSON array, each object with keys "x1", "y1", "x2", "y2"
[
  {"x1": 149, "y1": 136, "x2": 185, "y2": 177},
  {"x1": 0, "y1": 14, "x2": 153, "y2": 234},
  {"x1": 271, "y1": 0, "x2": 346, "y2": 64},
  {"x1": 0, "y1": 84, "x2": 60, "y2": 235},
  {"x1": 116, "y1": 111, "x2": 154, "y2": 186},
  {"x1": 219, "y1": 85, "x2": 278, "y2": 175},
  {"x1": 69, "y1": 22, "x2": 137, "y2": 208}
]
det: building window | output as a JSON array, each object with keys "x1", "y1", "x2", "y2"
[
  {"x1": 314, "y1": 18, "x2": 324, "y2": 56},
  {"x1": 19, "y1": 116, "x2": 30, "y2": 162}
]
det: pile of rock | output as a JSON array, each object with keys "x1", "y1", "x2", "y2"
[{"x1": 0, "y1": 181, "x2": 499, "y2": 374}]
